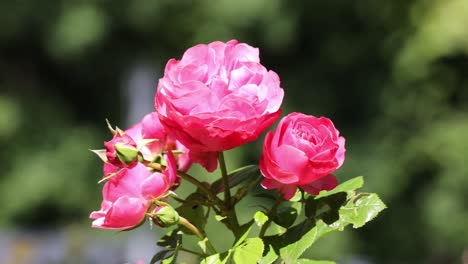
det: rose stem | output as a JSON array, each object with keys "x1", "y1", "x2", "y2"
[
  {"x1": 144, "y1": 162, "x2": 223, "y2": 208},
  {"x1": 218, "y1": 152, "x2": 232, "y2": 205},
  {"x1": 178, "y1": 216, "x2": 217, "y2": 254},
  {"x1": 218, "y1": 152, "x2": 241, "y2": 238}
]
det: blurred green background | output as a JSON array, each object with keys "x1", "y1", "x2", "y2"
[{"x1": 1, "y1": 0, "x2": 467, "y2": 263}]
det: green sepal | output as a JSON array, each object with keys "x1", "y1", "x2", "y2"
[
  {"x1": 114, "y1": 142, "x2": 138, "y2": 164},
  {"x1": 105, "y1": 118, "x2": 117, "y2": 135},
  {"x1": 89, "y1": 149, "x2": 107, "y2": 162}
]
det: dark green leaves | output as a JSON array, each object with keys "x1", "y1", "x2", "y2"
[
  {"x1": 210, "y1": 165, "x2": 260, "y2": 193},
  {"x1": 273, "y1": 207, "x2": 298, "y2": 228},
  {"x1": 152, "y1": 229, "x2": 182, "y2": 264}
]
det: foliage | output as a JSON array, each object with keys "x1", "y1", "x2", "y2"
[{"x1": 0, "y1": 0, "x2": 467, "y2": 262}]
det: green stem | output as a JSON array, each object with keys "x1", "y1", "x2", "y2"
[
  {"x1": 217, "y1": 152, "x2": 241, "y2": 238},
  {"x1": 178, "y1": 216, "x2": 217, "y2": 254},
  {"x1": 259, "y1": 196, "x2": 283, "y2": 237},
  {"x1": 218, "y1": 152, "x2": 231, "y2": 205},
  {"x1": 144, "y1": 161, "x2": 223, "y2": 207}
]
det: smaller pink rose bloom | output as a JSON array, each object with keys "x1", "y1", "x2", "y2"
[
  {"x1": 90, "y1": 152, "x2": 178, "y2": 230},
  {"x1": 259, "y1": 112, "x2": 345, "y2": 200},
  {"x1": 155, "y1": 40, "x2": 284, "y2": 172}
]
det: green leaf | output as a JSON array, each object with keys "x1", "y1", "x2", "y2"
[
  {"x1": 201, "y1": 251, "x2": 232, "y2": 264},
  {"x1": 215, "y1": 215, "x2": 227, "y2": 221},
  {"x1": 338, "y1": 193, "x2": 387, "y2": 228},
  {"x1": 279, "y1": 220, "x2": 337, "y2": 264},
  {"x1": 157, "y1": 229, "x2": 181, "y2": 248},
  {"x1": 234, "y1": 226, "x2": 252, "y2": 247},
  {"x1": 289, "y1": 189, "x2": 303, "y2": 202},
  {"x1": 210, "y1": 165, "x2": 260, "y2": 193},
  {"x1": 150, "y1": 249, "x2": 174, "y2": 264},
  {"x1": 259, "y1": 244, "x2": 278, "y2": 264},
  {"x1": 155, "y1": 229, "x2": 182, "y2": 264},
  {"x1": 254, "y1": 211, "x2": 268, "y2": 227},
  {"x1": 315, "y1": 176, "x2": 364, "y2": 199},
  {"x1": 176, "y1": 193, "x2": 207, "y2": 233},
  {"x1": 273, "y1": 207, "x2": 298, "y2": 228},
  {"x1": 296, "y1": 259, "x2": 336, "y2": 264},
  {"x1": 161, "y1": 251, "x2": 178, "y2": 264},
  {"x1": 233, "y1": 238, "x2": 264, "y2": 264},
  {"x1": 305, "y1": 193, "x2": 347, "y2": 224}
]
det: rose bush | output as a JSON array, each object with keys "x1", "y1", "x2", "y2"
[
  {"x1": 155, "y1": 39, "x2": 284, "y2": 171},
  {"x1": 90, "y1": 40, "x2": 387, "y2": 264},
  {"x1": 260, "y1": 112, "x2": 346, "y2": 199},
  {"x1": 90, "y1": 153, "x2": 178, "y2": 230}
]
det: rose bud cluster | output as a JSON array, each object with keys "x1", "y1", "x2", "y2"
[
  {"x1": 260, "y1": 113, "x2": 346, "y2": 200},
  {"x1": 90, "y1": 112, "x2": 191, "y2": 230},
  {"x1": 155, "y1": 40, "x2": 284, "y2": 171}
]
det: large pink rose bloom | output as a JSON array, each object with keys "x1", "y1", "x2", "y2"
[
  {"x1": 260, "y1": 112, "x2": 345, "y2": 200},
  {"x1": 90, "y1": 153, "x2": 178, "y2": 230},
  {"x1": 155, "y1": 40, "x2": 284, "y2": 171}
]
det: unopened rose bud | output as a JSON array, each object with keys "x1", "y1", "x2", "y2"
[
  {"x1": 114, "y1": 142, "x2": 139, "y2": 164},
  {"x1": 152, "y1": 206, "x2": 180, "y2": 227}
]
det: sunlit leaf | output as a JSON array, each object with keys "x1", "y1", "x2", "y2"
[
  {"x1": 254, "y1": 211, "x2": 268, "y2": 227},
  {"x1": 339, "y1": 193, "x2": 387, "y2": 228},
  {"x1": 233, "y1": 238, "x2": 264, "y2": 264},
  {"x1": 259, "y1": 244, "x2": 278, "y2": 264},
  {"x1": 279, "y1": 220, "x2": 336, "y2": 264},
  {"x1": 315, "y1": 176, "x2": 364, "y2": 199}
]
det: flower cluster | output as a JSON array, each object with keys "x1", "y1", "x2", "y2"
[
  {"x1": 91, "y1": 40, "x2": 345, "y2": 231},
  {"x1": 90, "y1": 113, "x2": 190, "y2": 229}
]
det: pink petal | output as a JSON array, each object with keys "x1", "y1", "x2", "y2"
[
  {"x1": 260, "y1": 178, "x2": 297, "y2": 200},
  {"x1": 300, "y1": 174, "x2": 338, "y2": 195},
  {"x1": 93, "y1": 196, "x2": 148, "y2": 230},
  {"x1": 140, "y1": 172, "x2": 168, "y2": 200}
]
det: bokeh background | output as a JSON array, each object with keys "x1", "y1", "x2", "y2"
[{"x1": 1, "y1": 0, "x2": 468, "y2": 263}]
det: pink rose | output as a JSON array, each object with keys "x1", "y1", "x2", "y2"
[
  {"x1": 259, "y1": 112, "x2": 345, "y2": 200},
  {"x1": 155, "y1": 40, "x2": 284, "y2": 171},
  {"x1": 90, "y1": 153, "x2": 178, "y2": 230},
  {"x1": 103, "y1": 112, "x2": 192, "y2": 175}
]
